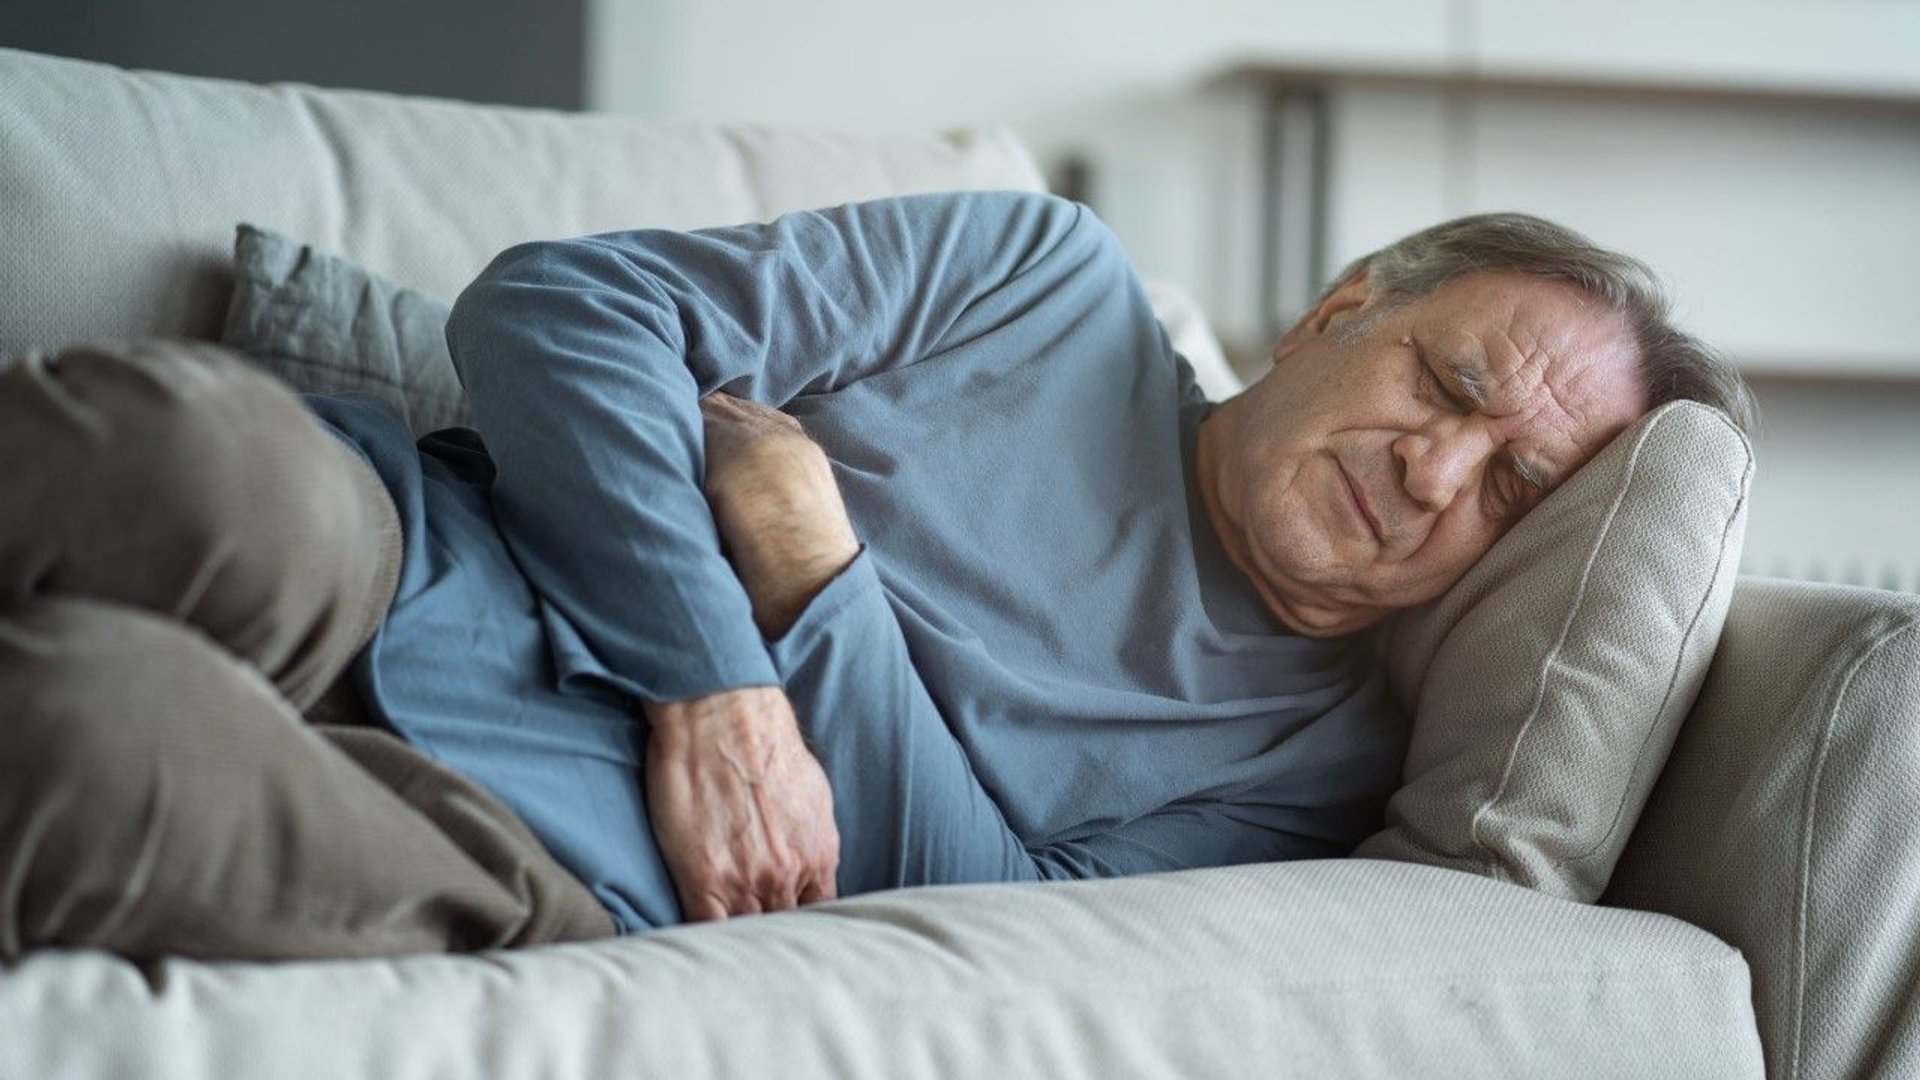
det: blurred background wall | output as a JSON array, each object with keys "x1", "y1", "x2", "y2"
[{"x1": 4, "y1": 0, "x2": 1916, "y2": 589}]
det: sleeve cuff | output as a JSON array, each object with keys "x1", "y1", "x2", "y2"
[
  {"x1": 541, "y1": 594, "x2": 782, "y2": 704},
  {"x1": 765, "y1": 545, "x2": 884, "y2": 675}
]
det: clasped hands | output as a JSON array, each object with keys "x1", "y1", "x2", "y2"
[{"x1": 642, "y1": 393, "x2": 858, "y2": 923}]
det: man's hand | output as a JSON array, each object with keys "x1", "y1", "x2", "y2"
[
  {"x1": 648, "y1": 394, "x2": 852, "y2": 922},
  {"x1": 699, "y1": 393, "x2": 860, "y2": 638},
  {"x1": 644, "y1": 686, "x2": 840, "y2": 921}
]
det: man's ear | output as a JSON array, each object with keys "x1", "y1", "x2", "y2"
[{"x1": 1274, "y1": 266, "x2": 1373, "y2": 362}]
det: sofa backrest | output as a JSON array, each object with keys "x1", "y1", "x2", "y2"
[{"x1": 0, "y1": 47, "x2": 1046, "y2": 355}]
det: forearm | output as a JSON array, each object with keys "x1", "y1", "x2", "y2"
[
  {"x1": 696, "y1": 392, "x2": 862, "y2": 639},
  {"x1": 713, "y1": 470, "x2": 860, "y2": 639},
  {"x1": 702, "y1": 404, "x2": 1152, "y2": 888}
]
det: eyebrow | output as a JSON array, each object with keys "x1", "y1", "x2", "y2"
[{"x1": 1419, "y1": 341, "x2": 1555, "y2": 494}]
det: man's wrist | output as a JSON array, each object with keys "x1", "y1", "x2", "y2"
[{"x1": 645, "y1": 684, "x2": 793, "y2": 741}]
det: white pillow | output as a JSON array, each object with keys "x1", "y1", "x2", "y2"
[{"x1": 1143, "y1": 279, "x2": 1242, "y2": 401}]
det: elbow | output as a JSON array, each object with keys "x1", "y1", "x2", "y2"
[
  {"x1": 446, "y1": 239, "x2": 574, "y2": 344},
  {"x1": 447, "y1": 237, "x2": 675, "y2": 349},
  {"x1": 442, "y1": 236, "x2": 685, "y2": 392},
  {"x1": 444, "y1": 238, "x2": 619, "y2": 394}
]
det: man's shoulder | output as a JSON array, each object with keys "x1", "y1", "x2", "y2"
[{"x1": 855, "y1": 190, "x2": 1127, "y2": 268}]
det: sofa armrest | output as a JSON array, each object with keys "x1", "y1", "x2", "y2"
[{"x1": 1607, "y1": 577, "x2": 1920, "y2": 1080}]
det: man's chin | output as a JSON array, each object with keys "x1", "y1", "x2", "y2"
[{"x1": 1261, "y1": 585, "x2": 1387, "y2": 639}]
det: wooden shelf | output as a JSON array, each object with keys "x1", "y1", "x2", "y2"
[
  {"x1": 1210, "y1": 57, "x2": 1920, "y2": 114},
  {"x1": 1736, "y1": 359, "x2": 1920, "y2": 385}
]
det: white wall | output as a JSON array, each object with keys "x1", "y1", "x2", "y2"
[
  {"x1": 589, "y1": 0, "x2": 1452, "y2": 131},
  {"x1": 586, "y1": 0, "x2": 1920, "y2": 585},
  {"x1": 1740, "y1": 377, "x2": 1920, "y2": 590},
  {"x1": 588, "y1": 0, "x2": 1455, "y2": 344},
  {"x1": 1331, "y1": 86, "x2": 1920, "y2": 377},
  {"x1": 588, "y1": 1, "x2": 1920, "y2": 351}
]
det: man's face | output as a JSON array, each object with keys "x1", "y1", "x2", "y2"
[{"x1": 1199, "y1": 269, "x2": 1649, "y2": 637}]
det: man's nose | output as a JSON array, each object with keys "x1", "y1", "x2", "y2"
[{"x1": 1393, "y1": 419, "x2": 1491, "y2": 513}]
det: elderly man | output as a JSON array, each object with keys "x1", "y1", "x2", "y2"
[{"x1": 0, "y1": 192, "x2": 1748, "y2": 959}]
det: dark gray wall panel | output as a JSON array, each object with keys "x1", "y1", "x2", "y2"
[{"x1": 0, "y1": 0, "x2": 584, "y2": 109}]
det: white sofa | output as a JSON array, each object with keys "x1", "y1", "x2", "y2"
[{"x1": 3, "y1": 47, "x2": 1918, "y2": 1080}]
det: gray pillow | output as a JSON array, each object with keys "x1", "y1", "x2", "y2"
[
  {"x1": 221, "y1": 225, "x2": 467, "y2": 435},
  {"x1": 1359, "y1": 401, "x2": 1754, "y2": 902}
]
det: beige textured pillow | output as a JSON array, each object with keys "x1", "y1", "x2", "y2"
[{"x1": 1357, "y1": 400, "x2": 1753, "y2": 902}]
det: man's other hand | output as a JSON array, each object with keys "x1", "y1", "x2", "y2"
[
  {"x1": 644, "y1": 686, "x2": 840, "y2": 921},
  {"x1": 699, "y1": 393, "x2": 860, "y2": 638}
]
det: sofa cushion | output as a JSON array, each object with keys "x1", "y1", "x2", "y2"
[
  {"x1": 223, "y1": 225, "x2": 469, "y2": 435},
  {"x1": 0, "y1": 46, "x2": 1045, "y2": 356},
  {"x1": 1358, "y1": 401, "x2": 1754, "y2": 902},
  {"x1": 0, "y1": 859, "x2": 1761, "y2": 1079}
]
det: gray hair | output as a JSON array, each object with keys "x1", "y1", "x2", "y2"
[{"x1": 1323, "y1": 213, "x2": 1756, "y2": 434}]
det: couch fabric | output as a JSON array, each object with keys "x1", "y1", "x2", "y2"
[
  {"x1": 0, "y1": 860, "x2": 1764, "y2": 1080},
  {"x1": 5, "y1": 43, "x2": 1918, "y2": 1080},
  {"x1": 1608, "y1": 581, "x2": 1920, "y2": 1080},
  {"x1": 0, "y1": 47, "x2": 1045, "y2": 356}
]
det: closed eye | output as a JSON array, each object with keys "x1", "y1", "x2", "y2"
[
  {"x1": 1415, "y1": 343, "x2": 1473, "y2": 414},
  {"x1": 1512, "y1": 455, "x2": 1547, "y2": 494},
  {"x1": 1483, "y1": 466, "x2": 1522, "y2": 521},
  {"x1": 1488, "y1": 455, "x2": 1547, "y2": 520}
]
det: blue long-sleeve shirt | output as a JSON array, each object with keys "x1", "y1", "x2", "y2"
[{"x1": 310, "y1": 191, "x2": 1407, "y2": 933}]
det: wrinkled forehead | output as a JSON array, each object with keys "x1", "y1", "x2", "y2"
[{"x1": 1414, "y1": 272, "x2": 1648, "y2": 472}]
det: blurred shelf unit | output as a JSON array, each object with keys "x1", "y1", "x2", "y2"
[
  {"x1": 1213, "y1": 57, "x2": 1920, "y2": 115},
  {"x1": 1211, "y1": 54, "x2": 1920, "y2": 381}
]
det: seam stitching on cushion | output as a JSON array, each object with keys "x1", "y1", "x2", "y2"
[
  {"x1": 1562, "y1": 407, "x2": 1753, "y2": 869},
  {"x1": 1789, "y1": 615, "x2": 1920, "y2": 1080},
  {"x1": 1463, "y1": 405, "x2": 1678, "y2": 877}
]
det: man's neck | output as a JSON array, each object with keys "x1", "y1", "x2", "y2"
[{"x1": 1192, "y1": 397, "x2": 1246, "y2": 580}]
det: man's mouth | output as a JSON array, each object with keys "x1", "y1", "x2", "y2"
[{"x1": 1338, "y1": 460, "x2": 1383, "y2": 542}]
